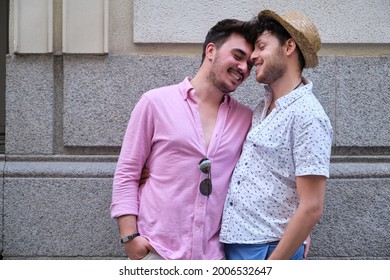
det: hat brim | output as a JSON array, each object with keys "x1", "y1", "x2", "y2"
[{"x1": 259, "y1": 10, "x2": 318, "y2": 68}]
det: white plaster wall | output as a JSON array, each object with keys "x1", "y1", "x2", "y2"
[
  {"x1": 63, "y1": 0, "x2": 108, "y2": 53},
  {"x1": 13, "y1": 0, "x2": 53, "y2": 53},
  {"x1": 133, "y1": 0, "x2": 390, "y2": 43},
  {"x1": 9, "y1": 0, "x2": 390, "y2": 54}
]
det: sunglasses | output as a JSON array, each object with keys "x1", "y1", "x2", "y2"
[{"x1": 199, "y1": 158, "x2": 212, "y2": 196}]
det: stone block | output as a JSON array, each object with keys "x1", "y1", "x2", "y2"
[
  {"x1": 309, "y1": 178, "x2": 390, "y2": 259},
  {"x1": 335, "y1": 57, "x2": 390, "y2": 147},
  {"x1": 63, "y1": 55, "x2": 199, "y2": 147},
  {"x1": 6, "y1": 55, "x2": 54, "y2": 155},
  {"x1": 3, "y1": 176, "x2": 125, "y2": 258},
  {"x1": 63, "y1": 55, "x2": 341, "y2": 148},
  {"x1": 3, "y1": 159, "x2": 389, "y2": 259}
]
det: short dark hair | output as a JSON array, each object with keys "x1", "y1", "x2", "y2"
[
  {"x1": 201, "y1": 19, "x2": 257, "y2": 63},
  {"x1": 255, "y1": 15, "x2": 305, "y2": 70}
]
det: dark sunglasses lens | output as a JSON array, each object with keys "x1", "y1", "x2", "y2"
[{"x1": 200, "y1": 178, "x2": 212, "y2": 196}]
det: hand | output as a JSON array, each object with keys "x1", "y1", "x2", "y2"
[
  {"x1": 139, "y1": 167, "x2": 150, "y2": 186},
  {"x1": 124, "y1": 235, "x2": 155, "y2": 260}
]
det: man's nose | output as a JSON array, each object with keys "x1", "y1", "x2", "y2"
[
  {"x1": 250, "y1": 51, "x2": 258, "y2": 63},
  {"x1": 238, "y1": 61, "x2": 249, "y2": 75}
]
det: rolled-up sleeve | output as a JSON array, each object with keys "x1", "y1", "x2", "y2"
[{"x1": 110, "y1": 96, "x2": 155, "y2": 218}]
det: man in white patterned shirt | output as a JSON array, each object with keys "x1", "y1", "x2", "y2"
[{"x1": 220, "y1": 10, "x2": 333, "y2": 260}]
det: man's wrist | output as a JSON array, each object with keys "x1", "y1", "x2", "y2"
[{"x1": 120, "y1": 233, "x2": 140, "y2": 244}]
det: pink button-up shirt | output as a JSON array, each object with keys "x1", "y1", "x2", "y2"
[{"x1": 111, "y1": 77, "x2": 252, "y2": 259}]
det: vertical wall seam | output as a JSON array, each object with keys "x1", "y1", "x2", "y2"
[
  {"x1": 53, "y1": 55, "x2": 64, "y2": 154},
  {"x1": 333, "y1": 55, "x2": 338, "y2": 149}
]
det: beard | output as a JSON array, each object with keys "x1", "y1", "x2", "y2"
[
  {"x1": 208, "y1": 54, "x2": 238, "y2": 94},
  {"x1": 256, "y1": 47, "x2": 287, "y2": 85}
]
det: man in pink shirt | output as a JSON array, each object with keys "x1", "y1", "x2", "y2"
[{"x1": 110, "y1": 19, "x2": 256, "y2": 260}]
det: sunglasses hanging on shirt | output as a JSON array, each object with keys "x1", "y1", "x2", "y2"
[{"x1": 199, "y1": 158, "x2": 212, "y2": 196}]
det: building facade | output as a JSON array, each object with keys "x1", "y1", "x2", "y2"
[{"x1": 1, "y1": 0, "x2": 389, "y2": 259}]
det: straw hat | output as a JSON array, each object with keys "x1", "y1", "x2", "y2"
[{"x1": 259, "y1": 10, "x2": 321, "y2": 68}]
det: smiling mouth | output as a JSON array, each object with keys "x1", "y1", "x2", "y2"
[
  {"x1": 228, "y1": 70, "x2": 243, "y2": 82},
  {"x1": 254, "y1": 64, "x2": 263, "y2": 73}
]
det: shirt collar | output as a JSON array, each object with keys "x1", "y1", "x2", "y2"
[
  {"x1": 179, "y1": 77, "x2": 195, "y2": 100},
  {"x1": 264, "y1": 77, "x2": 313, "y2": 109},
  {"x1": 179, "y1": 76, "x2": 233, "y2": 106}
]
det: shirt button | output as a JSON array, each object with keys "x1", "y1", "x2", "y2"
[
  {"x1": 199, "y1": 202, "x2": 204, "y2": 207},
  {"x1": 230, "y1": 202, "x2": 233, "y2": 206}
]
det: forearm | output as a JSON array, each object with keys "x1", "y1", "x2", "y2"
[
  {"x1": 117, "y1": 214, "x2": 154, "y2": 259},
  {"x1": 268, "y1": 206, "x2": 320, "y2": 260},
  {"x1": 118, "y1": 214, "x2": 138, "y2": 238},
  {"x1": 268, "y1": 175, "x2": 325, "y2": 260}
]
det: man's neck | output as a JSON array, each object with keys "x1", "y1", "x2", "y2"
[
  {"x1": 191, "y1": 72, "x2": 225, "y2": 106},
  {"x1": 269, "y1": 72, "x2": 303, "y2": 102}
]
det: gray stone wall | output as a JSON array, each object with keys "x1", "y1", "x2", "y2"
[
  {"x1": 0, "y1": 155, "x2": 4, "y2": 256},
  {"x1": 2, "y1": 54, "x2": 390, "y2": 259}
]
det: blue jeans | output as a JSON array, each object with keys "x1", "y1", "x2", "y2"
[{"x1": 225, "y1": 241, "x2": 305, "y2": 260}]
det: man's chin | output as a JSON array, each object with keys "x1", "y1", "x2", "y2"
[
  {"x1": 254, "y1": 75, "x2": 262, "y2": 83},
  {"x1": 220, "y1": 83, "x2": 240, "y2": 93},
  {"x1": 226, "y1": 85, "x2": 240, "y2": 93}
]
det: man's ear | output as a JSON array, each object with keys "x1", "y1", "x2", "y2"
[
  {"x1": 205, "y1": 42, "x2": 216, "y2": 61},
  {"x1": 285, "y1": 38, "x2": 297, "y2": 56}
]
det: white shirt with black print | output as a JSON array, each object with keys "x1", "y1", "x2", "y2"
[{"x1": 220, "y1": 78, "x2": 333, "y2": 244}]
